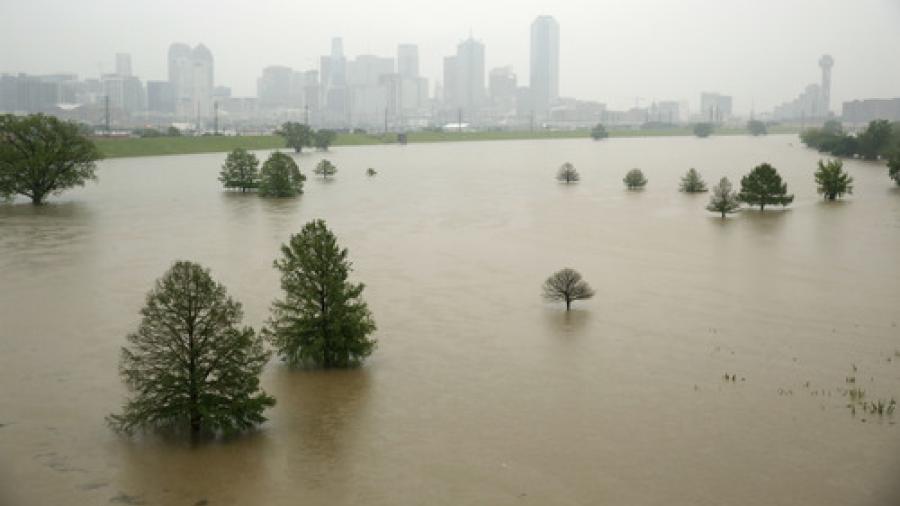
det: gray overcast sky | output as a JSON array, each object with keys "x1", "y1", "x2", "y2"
[{"x1": 1, "y1": 0, "x2": 899, "y2": 113}]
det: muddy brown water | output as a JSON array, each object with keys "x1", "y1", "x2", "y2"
[{"x1": 1, "y1": 135, "x2": 899, "y2": 505}]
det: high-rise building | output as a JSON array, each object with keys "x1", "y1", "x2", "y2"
[
  {"x1": 147, "y1": 80, "x2": 175, "y2": 113},
  {"x1": 398, "y1": 44, "x2": 419, "y2": 79},
  {"x1": 442, "y1": 56, "x2": 458, "y2": 108},
  {"x1": 819, "y1": 54, "x2": 834, "y2": 115},
  {"x1": 530, "y1": 15, "x2": 560, "y2": 118},
  {"x1": 700, "y1": 92, "x2": 732, "y2": 122},
  {"x1": 167, "y1": 42, "x2": 214, "y2": 121},
  {"x1": 455, "y1": 37, "x2": 485, "y2": 117},
  {"x1": 115, "y1": 53, "x2": 132, "y2": 77},
  {"x1": 257, "y1": 65, "x2": 294, "y2": 108}
]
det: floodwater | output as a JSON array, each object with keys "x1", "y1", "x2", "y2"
[{"x1": 1, "y1": 135, "x2": 899, "y2": 505}]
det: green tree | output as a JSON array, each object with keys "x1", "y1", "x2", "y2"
[
  {"x1": 542, "y1": 268, "x2": 595, "y2": 311},
  {"x1": 0, "y1": 114, "x2": 101, "y2": 205},
  {"x1": 166, "y1": 126, "x2": 182, "y2": 137},
  {"x1": 314, "y1": 159, "x2": 338, "y2": 180},
  {"x1": 107, "y1": 261, "x2": 275, "y2": 436},
  {"x1": 276, "y1": 122, "x2": 314, "y2": 153},
  {"x1": 693, "y1": 123, "x2": 714, "y2": 138},
  {"x1": 857, "y1": 119, "x2": 892, "y2": 160},
  {"x1": 738, "y1": 163, "x2": 794, "y2": 210},
  {"x1": 888, "y1": 152, "x2": 900, "y2": 186},
  {"x1": 314, "y1": 129, "x2": 337, "y2": 150},
  {"x1": 814, "y1": 159, "x2": 854, "y2": 200},
  {"x1": 747, "y1": 120, "x2": 767, "y2": 136},
  {"x1": 259, "y1": 152, "x2": 305, "y2": 197},
  {"x1": 590, "y1": 123, "x2": 609, "y2": 140},
  {"x1": 623, "y1": 168, "x2": 647, "y2": 189},
  {"x1": 264, "y1": 220, "x2": 376, "y2": 368},
  {"x1": 706, "y1": 177, "x2": 742, "y2": 218},
  {"x1": 556, "y1": 162, "x2": 579, "y2": 183},
  {"x1": 219, "y1": 148, "x2": 260, "y2": 192},
  {"x1": 679, "y1": 168, "x2": 707, "y2": 193}
]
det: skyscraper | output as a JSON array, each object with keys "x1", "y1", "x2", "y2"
[
  {"x1": 167, "y1": 43, "x2": 214, "y2": 121},
  {"x1": 530, "y1": 15, "x2": 559, "y2": 118},
  {"x1": 455, "y1": 37, "x2": 485, "y2": 116},
  {"x1": 819, "y1": 54, "x2": 834, "y2": 116},
  {"x1": 398, "y1": 44, "x2": 419, "y2": 79}
]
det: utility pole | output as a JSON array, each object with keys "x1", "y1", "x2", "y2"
[
  {"x1": 457, "y1": 107, "x2": 462, "y2": 133},
  {"x1": 530, "y1": 110, "x2": 534, "y2": 133},
  {"x1": 105, "y1": 95, "x2": 110, "y2": 136},
  {"x1": 305, "y1": 104, "x2": 310, "y2": 126},
  {"x1": 213, "y1": 101, "x2": 219, "y2": 135},
  {"x1": 384, "y1": 107, "x2": 388, "y2": 134}
]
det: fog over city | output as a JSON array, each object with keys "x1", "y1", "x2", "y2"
[{"x1": 2, "y1": 0, "x2": 899, "y2": 113}]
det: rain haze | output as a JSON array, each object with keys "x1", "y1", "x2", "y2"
[
  {"x1": 2, "y1": 0, "x2": 900, "y2": 111},
  {"x1": 2, "y1": 1, "x2": 900, "y2": 506}
]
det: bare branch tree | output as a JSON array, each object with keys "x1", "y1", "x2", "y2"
[
  {"x1": 556, "y1": 162, "x2": 580, "y2": 183},
  {"x1": 542, "y1": 268, "x2": 595, "y2": 311}
]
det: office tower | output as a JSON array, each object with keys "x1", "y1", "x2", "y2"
[
  {"x1": 167, "y1": 42, "x2": 214, "y2": 120},
  {"x1": 398, "y1": 44, "x2": 419, "y2": 79},
  {"x1": 115, "y1": 53, "x2": 132, "y2": 77},
  {"x1": 455, "y1": 37, "x2": 485, "y2": 115},
  {"x1": 530, "y1": 15, "x2": 559, "y2": 117}
]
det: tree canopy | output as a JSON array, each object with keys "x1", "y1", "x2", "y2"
[
  {"x1": 679, "y1": 168, "x2": 707, "y2": 193},
  {"x1": 259, "y1": 152, "x2": 305, "y2": 197},
  {"x1": 219, "y1": 148, "x2": 259, "y2": 192},
  {"x1": 314, "y1": 129, "x2": 337, "y2": 151},
  {"x1": 0, "y1": 114, "x2": 101, "y2": 205},
  {"x1": 264, "y1": 220, "x2": 376, "y2": 368},
  {"x1": 814, "y1": 159, "x2": 853, "y2": 200},
  {"x1": 107, "y1": 261, "x2": 275, "y2": 436},
  {"x1": 888, "y1": 152, "x2": 900, "y2": 186},
  {"x1": 556, "y1": 162, "x2": 579, "y2": 183},
  {"x1": 693, "y1": 123, "x2": 714, "y2": 138},
  {"x1": 738, "y1": 163, "x2": 794, "y2": 210},
  {"x1": 276, "y1": 122, "x2": 315, "y2": 153},
  {"x1": 706, "y1": 177, "x2": 741, "y2": 218},
  {"x1": 623, "y1": 168, "x2": 647, "y2": 189},
  {"x1": 542, "y1": 268, "x2": 595, "y2": 311},
  {"x1": 314, "y1": 159, "x2": 338, "y2": 180},
  {"x1": 590, "y1": 123, "x2": 609, "y2": 141},
  {"x1": 747, "y1": 120, "x2": 767, "y2": 136}
]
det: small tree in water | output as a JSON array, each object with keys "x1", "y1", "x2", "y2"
[
  {"x1": 259, "y1": 152, "x2": 305, "y2": 197},
  {"x1": 889, "y1": 153, "x2": 900, "y2": 186},
  {"x1": 623, "y1": 168, "x2": 647, "y2": 189},
  {"x1": 556, "y1": 162, "x2": 580, "y2": 183},
  {"x1": 276, "y1": 122, "x2": 314, "y2": 153},
  {"x1": 0, "y1": 114, "x2": 101, "y2": 205},
  {"x1": 814, "y1": 159, "x2": 854, "y2": 200},
  {"x1": 264, "y1": 220, "x2": 376, "y2": 368},
  {"x1": 706, "y1": 177, "x2": 741, "y2": 218},
  {"x1": 747, "y1": 120, "x2": 767, "y2": 136},
  {"x1": 219, "y1": 148, "x2": 259, "y2": 192},
  {"x1": 314, "y1": 129, "x2": 337, "y2": 151},
  {"x1": 543, "y1": 268, "x2": 595, "y2": 311},
  {"x1": 366, "y1": 168, "x2": 377, "y2": 176},
  {"x1": 693, "y1": 123, "x2": 714, "y2": 138},
  {"x1": 314, "y1": 159, "x2": 338, "y2": 180},
  {"x1": 108, "y1": 261, "x2": 275, "y2": 436},
  {"x1": 738, "y1": 163, "x2": 794, "y2": 210},
  {"x1": 679, "y1": 168, "x2": 707, "y2": 193},
  {"x1": 590, "y1": 123, "x2": 609, "y2": 140}
]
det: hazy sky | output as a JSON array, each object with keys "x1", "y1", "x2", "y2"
[{"x1": 2, "y1": 0, "x2": 899, "y2": 113}]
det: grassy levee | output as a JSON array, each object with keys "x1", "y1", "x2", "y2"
[{"x1": 95, "y1": 126, "x2": 799, "y2": 158}]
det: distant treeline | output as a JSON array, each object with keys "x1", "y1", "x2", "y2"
[{"x1": 800, "y1": 119, "x2": 900, "y2": 161}]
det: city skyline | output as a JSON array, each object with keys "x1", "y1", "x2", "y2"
[{"x1": 2, "y1": 0, "x2": 899, "y2": 114}]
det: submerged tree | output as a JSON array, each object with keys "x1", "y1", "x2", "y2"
[
  {"x1": 679, "y1": 168, "x2": 708, "y2": 193},
  {"x1": 706, "y1": 177, "x2": 742, "y2": 218},
  {"x1": 264, "y1": 220, "x2": 376, "y2": 368},
  {"x1": 623, "y1": 168, "x2": 648, "y2": 189},
  {"x1": 259, "y1": 152, "x2": 305, "y2": 197},
  {"x1": 693, "y1": 123, "x2": 714, "y2": 138},
  {"x1": 738, "y1": 163, "x2": 794, "y2": 210},
  {"x1": 366, "y1": 167, "x2": 377, "y2": 176},
  {"x1": 108, "y1": 261, "x2": 275, "y2": 436},
  {"x1": 0, "y1": 114, "x2": 101, "y2": 205},
  {"x1": 556, "y1": 162, "x2": 580, "y2": 183},
  {"x1": 542, "y1": 268, "x2": 595, "y2": 311},
  {"x1": 747, "y1": 120, "x2": 767, "y2": 136},
  {"x1": 314, "y1": 129, "x2": 337, "y2": 151},
  {"x1": 276, "y1": 122, "x2": 315, "y2": 153},
  {"x1": 889, "y1": 152, "x2": 900, "y2": 186},
  {"x1": 814, "y1": 159, "x2": 854, "y2": 200},
  {"x1": 219, "y1": 148, "x2": 259, "y2": 192},
  {"x1": 314, "y1": 159, "x2": 338, "y2": 180},
  {"x1": 590, "y1": 123, "x2": 609, "y2": 140}
]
